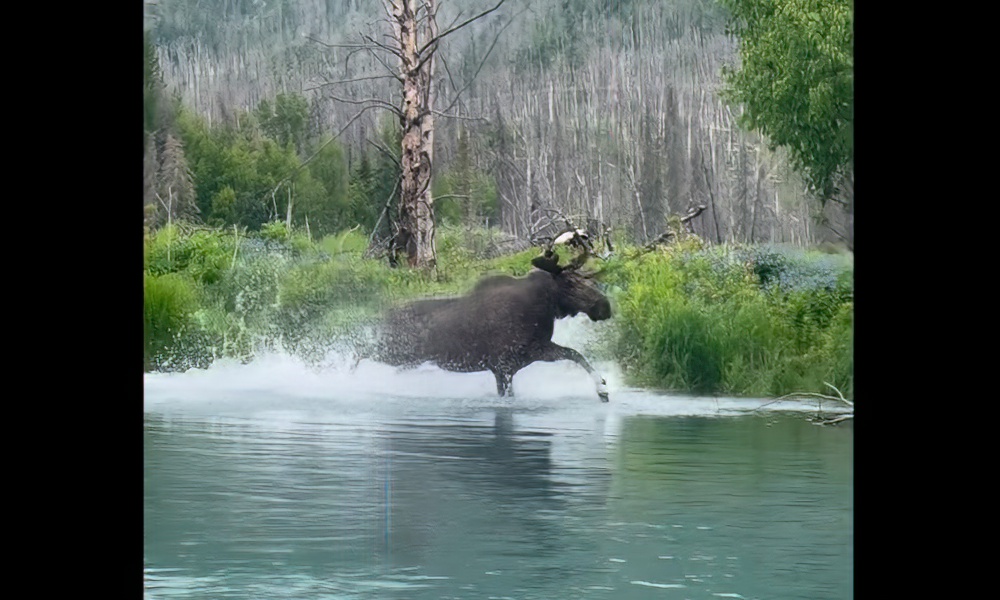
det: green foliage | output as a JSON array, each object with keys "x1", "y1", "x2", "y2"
[
  {"x1": 301, "y1": 138, "x2": 351, "y2": 236},
  {"x1": 721, "y1": 0, "x2": 853, "y2": 199},
  {"x1": 144, "y1": 271, "x2": 199, "y2": 371},
  {"x1": 259, "y1": 220, "x2": 291, "y2": 242},
  {"x1": 209, "y1": 186, "x2": 238, "y2": 227},
  {"x1": 145, "y1": 224, "x2": 237, "y2": 285},
  {"x1": 318, "y1": 229, "x2": 370, "y2": 256},
  {"x1": 347, "y1": 152, "x2": 380, "y2": 232},
  {"x1": 174, "y1": 102, "x2": 372, "y2": 237},
  {"x1": 256, "y1": 93, "x2": 310, "y2": 153},
  {"x1": 176, "y1": 107, "x2": 304, "y2": 230},
  {"x1": 610, "y1": 243, "x2": 853, "y2": 398},
  {"x1": 276, "y1": 257, "x2": 388, "y2": 327},
  {"x1": 143, "y1": 222, "x2": 851, "y2": 400},
  {"x1": 433, "y1": 133, "x2": 499, "y2": 229}
]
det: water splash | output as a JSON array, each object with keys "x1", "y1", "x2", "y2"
[{"x1": 145, "y1": 313, "x2": 847, "y2": 420}]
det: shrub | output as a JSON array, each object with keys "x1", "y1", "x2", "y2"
[
  {"x1": 144, "y1": 272, "x2": 199, "y2": 371},
  {"x1": 259, "y1": 220, "x2": 290, "y2": 242},
  {"x1": 145, "y1": 225, "x2": 237, "y2": 285},
  {"x1": 142, "y1": 221, "x2": 852, "y2": 399},
  {"x1": 611, "y1": 243, "x2": 853, "y2": 398},
  {"x1": 318, "y1": 228, "x2": 369, "y2": 256}
]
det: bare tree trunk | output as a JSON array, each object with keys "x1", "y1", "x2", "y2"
[{"x1": 390, "y1": 0, "x2": 437, "y2": 268}]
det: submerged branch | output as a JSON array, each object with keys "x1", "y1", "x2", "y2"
[
  {"x1": 812, "y1": 414, "x2": 854, "y2": 426},
  {"x1": 751, "y1": 382, "x2": 853, "y2": 426}
]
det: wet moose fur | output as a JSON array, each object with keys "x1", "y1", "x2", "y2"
[{"x1": 374, "y1": 255, "x2": 612, "y2": 401}]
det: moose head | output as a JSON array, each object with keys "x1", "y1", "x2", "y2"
[{"x1": 530, "y1": 232, "x2": 611, "y2": 322}]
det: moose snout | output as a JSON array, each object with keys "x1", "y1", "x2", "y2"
[{"x1": 588, "y1": 297, "x2": 612, "y2": 321}]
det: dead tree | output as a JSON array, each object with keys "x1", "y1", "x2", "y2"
[
  {"x1": 388, "y1": 0, "x2": 438, "y2": 267},
  {"x1": 313, "y1": 0, "x2": 507, "y2": 268}
]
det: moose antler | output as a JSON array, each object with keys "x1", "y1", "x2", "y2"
[
  {"x1": 540, "y1": 226, "x2": 594, "y2": 271},
  {"x1": 529, "y1": 206, "x2": 610, "y2": 271}
]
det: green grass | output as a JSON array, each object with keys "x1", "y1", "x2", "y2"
[
  {"x1": 142, "y1": 225, "x2": 853, "y2": 400},
  {"x1": 605, "y1": 242, "x2": 852, "y2": 398},
  {"x1": 144, "y1": 271, "x2": 200, "y2": 371}
]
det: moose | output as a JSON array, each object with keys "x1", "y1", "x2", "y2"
[{"x1": 370, "y1": 235, "x2": 613, "y2": 402}]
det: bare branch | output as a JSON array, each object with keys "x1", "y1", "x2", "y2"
[
  {"x1": 417, "y1": 0, "x2": 506, "y2": 55},
  {"x1": 681, "y1": 204, "x2": 708, "y2": 224},
  {"x1": 371, "y1": 43, "x2": 405, "y2": 78},
  {"x1": 437, "y1": 7, "x2": 521, "y2": 115},
  {"x1": 362, "y1": 33, "x2": 404, "y2": 61},
  {"x1": 811, "y1": 414, "x2": 854, "y2": 426},
  {"x1": 305, "y1": 74, "x2": 400, "y2": 91},
  {"x1": 327, "y1": 94, "x2": 402, "y2": 117},
  {"x1": 367, "y1": 138, "x2": 401, "y2": 170},
  {"x1": 306, "y1": 36, "x2": 368, "y2": 50},
  {"x1": 367, "y1": 177, "x2": 401, "y2": 256},
  {"x1": 431, "y1": 110, "x2": 489, "y2": 122},
  {"x1": 410, "y1": 39, "x2": 440, "y2": 76},
  {"x1": 379, "y1": 0, "x2": 395, "y2": 24},
  {"x1": 307, "y1": 34, "x2": 403, "y2": 82},
  {"x1": 438, "y1": 8, "x2": 465, "y2": 36}
]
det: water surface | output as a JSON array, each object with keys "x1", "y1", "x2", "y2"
[{"x1": 145, "y1": 351, "x2": 852, "y2": 599}]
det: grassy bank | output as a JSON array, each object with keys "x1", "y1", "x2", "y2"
[
  {"x1": 143, "y1": 224, "x2": 852, "y2": 400},
  {"x1": 142, "y1": 222, "x2": 538, "y2": 371},
  {"x1": 602, "y1": 240, "x2": 852, "y2": 399}
]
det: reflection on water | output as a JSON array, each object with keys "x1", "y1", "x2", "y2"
[{"x1": 145, "y1": 380, "x2": 851, "y2": 600}]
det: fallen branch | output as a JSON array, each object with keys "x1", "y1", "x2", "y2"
[
  {"x1": 753, "y1": 382, "x2": 853, "y2": 426},
  {"x1": 680, "y1": 204, "x2": 708, "y2": 232},
  {"x1": 811, "y1": 414, "x2": 854, "y2": 426},
  {"x1": 643, "y1": 230, "x2": 675, "y2": 251}
]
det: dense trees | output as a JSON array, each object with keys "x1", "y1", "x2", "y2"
[
  {"x1": 145, "y1": 0, "x2": 853, "y2": 252},
  {"x1": 171, "y1": 104, "x2": 387, "y2": 237},
  {"x1": 143, "y1": 1, "x2": 853, "y2": 397}
]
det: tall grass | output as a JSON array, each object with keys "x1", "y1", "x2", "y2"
[
  {"x1": 143, "y1": 271, "x2": 202, "y2": 371},
  {"x1": 605, "y1": 242, "x2": 853, "y2": 398},
  {"x1": 142, "y1": 223, "x2": 538, "y2": 371},
  {"x1": 143, "y1": 224, "x2": 853, "y2": 401}
]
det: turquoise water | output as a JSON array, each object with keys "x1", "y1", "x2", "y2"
[{"x1": 144, "y1": 354, "x2": 852, "y2": 599}]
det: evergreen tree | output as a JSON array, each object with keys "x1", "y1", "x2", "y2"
[
  {"x1": 347, "y1": 150, "x2": 378, "y2": 231},
  {"x1": 157, "y1": 133, "x2": 200, "y2": 223},
  {"x1": 256, "y1": 93, "x2": 311, "y2": 155}
]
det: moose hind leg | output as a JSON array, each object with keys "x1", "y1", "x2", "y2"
[{"x1": 537, "y1": 343, "x2": 610, "y2": 402}]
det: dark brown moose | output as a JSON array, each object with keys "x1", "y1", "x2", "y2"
[{"x1": 373, "y1": 251, "x2": 612, "y2": 401}]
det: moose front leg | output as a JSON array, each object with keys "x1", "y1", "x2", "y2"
[
  {"x1": 491, "y1": 368, "x2": 514, "y2": 397},
  {"x1": 536, "y1": 343, "x2": 610, "y2": 402}
]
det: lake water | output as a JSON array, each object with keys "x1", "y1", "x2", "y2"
[{"x1": 144, "y1": 336, "x2": 853, "y2": 599}]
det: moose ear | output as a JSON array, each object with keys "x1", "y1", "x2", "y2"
[{"x1": 531, "y1": 255, "x2": 563, "y2": 274}]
